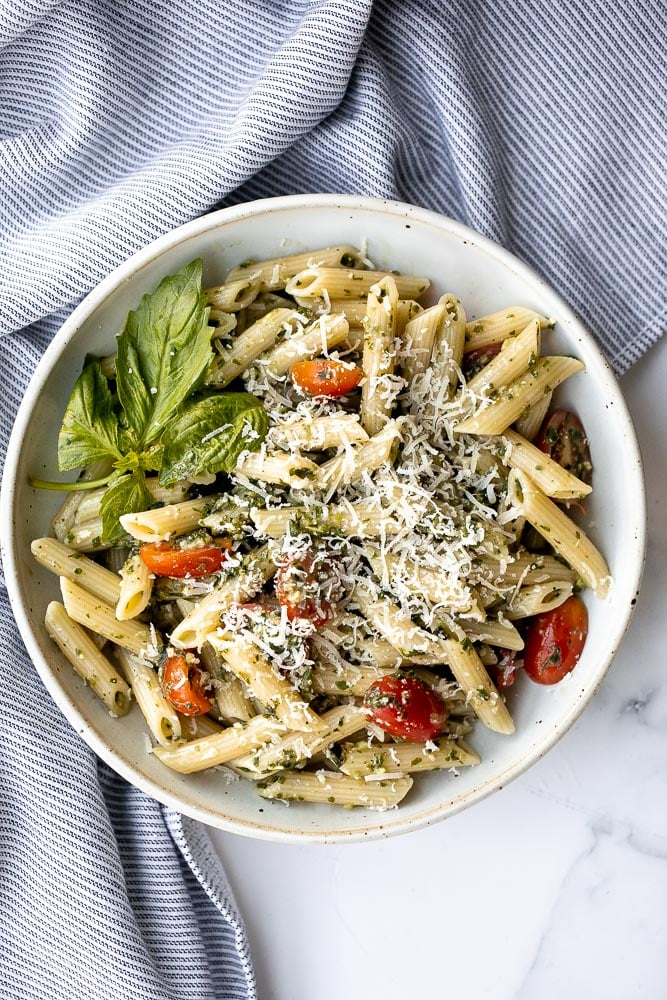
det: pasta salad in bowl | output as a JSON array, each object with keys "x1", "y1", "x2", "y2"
[{"x1": 1, "y1": 196, "x2": 645, "y2": 841}]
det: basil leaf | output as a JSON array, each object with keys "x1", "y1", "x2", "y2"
[
  {"x1": 58, "y1": 360, "x2": 123, "y2": 472},
  {"x1": 116, "y1": 259, "x2": 213, "y2": 447},
  {"x1": 159, "y1": 393, "x2": 268, "y2": 485},
  {"x1": 100, "y1": 471, "x2": 153, "y2": 542}
]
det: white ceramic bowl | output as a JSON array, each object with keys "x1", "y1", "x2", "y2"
[{"x1": 1, "y1": 195, "x2": 646, "y2": 842}]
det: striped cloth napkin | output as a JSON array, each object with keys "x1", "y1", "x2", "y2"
[{"x1": 0, "y1": 2, "x2": 664, "y2": 997}]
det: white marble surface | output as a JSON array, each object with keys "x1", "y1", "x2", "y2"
[{"x1": 208, "y1": 335, "x2": 667, "y2": 1000}]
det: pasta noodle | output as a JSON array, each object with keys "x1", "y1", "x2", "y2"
[
  {"x1": 465, "y1": 307, "x2": 553, "y2": 352},
  {"x1": 455, "y1": 357, "x2": 584, "y2": 435},
  {"x1": 361, "y1": 275, "x2": 399, "y2": 435},
  {"x1": 338, "y1": 737, "x2": 480, "y2": 778},
  {"x1": 256, "y1": 770, "x2": 414, "y2": 808},
  {"x1": 113, "y1": 647, "x2": 181, "y2": 746},
  {"x1": 206, "y1": 308, "x2": 303, "y2": 387},
  {"x1": 225, "y1": 246, "x2": 368, "y2": 289},
  {"x1": 116, "y1": 552, "x2": 153, "y2": 621},
  {"x1": 507, "y1": 469, "x2": 611, "y2": 597},
  {"x1": 285, "y1": 267, "x2": 430, "y2": 301},
  {"x1": 45, "y1": 601, "x2": 131, "y2": 715},
  {"x1": 206, "y1": 275, "x2": 262, "y2": 312},
  {"x1": 231, "y1": 704, "x2": 366, "y2": 777}
]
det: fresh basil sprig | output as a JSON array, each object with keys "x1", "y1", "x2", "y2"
[
  {"x1": 99, "y1": 473, "x2": 155, "y2": 544},
  {"x1": 115, "y1": 259, "x2": 213, "y2": 446},
  {"x1": 35, "y1": 259, "x2": 268, "y2": 541},
  {"x1": 160, "y1": 393, "x2": 268, "y2": 486},
  {"x1": 58, "y1": 358, "x2": 124, "y2": 471}
]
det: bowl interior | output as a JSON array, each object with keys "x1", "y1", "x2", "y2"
[{"x1": 2, "y1": 197, "x2": 645, "y2": 842}]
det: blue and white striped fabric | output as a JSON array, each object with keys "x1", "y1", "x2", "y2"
[{"x1": 0, "y1": 1, "x2": 664, "y2": 996}]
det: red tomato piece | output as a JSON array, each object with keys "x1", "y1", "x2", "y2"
[
  {"x1": 462, "y1": 342, "x2": 502, "y2": 378},
  {"x1": 275, "y1": 550, "x2": 342, "y2": 626},
  {"x1": 161, "y1": 653, "x2": 212, "y2": 716},
  {"x1": 232, "y1": 602, "x2": 267, "y2": 616},
  {"x1": 291, "y1": 358, "x2": 363, "y2": 397},
  {"x1": 363, "y1": 674, "x2": 448, "y2": 741},
  {"x1": 523, "y1": 595, "x2": 588, "y2": 685},
  {"x1": 536, "y1": 409, "x2": 592, "y2": 485},
  {"x1": 493, "y1": 648, "x2": 519, "y2": 689},
  {"x1": 139, "y1": 539, "x2": 231, "y2": 578}
]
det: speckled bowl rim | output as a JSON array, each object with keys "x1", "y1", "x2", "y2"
[{"x1": 0, "y1": 194, "x2": 647, "y2": 843}]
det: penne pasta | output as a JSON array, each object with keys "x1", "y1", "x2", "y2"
[
  {"x1": 235, "y1": 450, "x2": 319, "y2": 487},
  {"x1": 310, "y1": 660, "x2": 398, "y2": 697},
  {"x1": 60, "y1": 577, "x2": 162, "y2": 659},
  {"x1": 465, "y1": 307, "x2": 553, "y2": 352},
  {"x1": 455, "y1": 357, "x2": 585, "y2": 435},
  {"x1": 257, "y1": 770, "x2": 414, "y2": 809},
  {"x1": 116, "y1": 552, "x2": 153, "y2": 621},
  {"x1": 45, "y1": 602, "x2": 132, "y2": 716},
  {"x1": 226, "y1": 246, "x2": 368, "y2": 290},
  {"x1": 460, "y1": 618, "x2": 525, "y2": 650},
  {"x1": 502, "y1": 429, "x2": 591, "y2": 499},
  {"x1": 113, "y1": 647, "x2": 181, "y2": 746},
  {"x1": 153, "y1": 715, "x2": 287, "y2": 773},
  {"x1": 263, "y1": 314, "x2": 349, "y2": 376},
  {"x1": 31, "y1": 537, "x2": 122, "y2": 605},
  {"x1": 209, "y1": 632, "x2": 326, "y2": 734},
  {"x1": 232, "y1": 704, "x2": 366, "y2": 777},
  {"x1": 198, "y1": 642, "x2": 255, "y2": 723},
  {"x1": 285, "y1": 267, "x2": 430, "y2": 301},
  {"x1": 361, "y1": 275, "x2": 399, "y2": 435},
  {"x1": 505, "y1": 580, "x2": 573, "y2": 619},
  {"x1": 437, "y1": 638, "x2": 515, "y2": 734},
  {"x1": 270, "y1": 414, "x2": 368, "y2": 452},
  {"x1": 206, "y1": 308, "x2": 303, "y2": 387},
  {"x1": 480, "y1": 552, "x2": 578, "y2": 587},
  {"x1": 119, "y1": 495, "x2": 219, "y2": 542},
  {"x1": 338, "y1": 737, "x2": 480, "y2": 778},
  {"x1": 206, "y1": 274, "x2": 262, "y2": 312},
  {"x1": 400, "y1": 300, "x2": 448, "y2": 383},
  {"x1": 433, "y1": 294, "x2": 466, "y2": 368},
  {"x1": 466, "y1": 320, "x2": 540, "y2": 396},
  {"x1": 507, "y1": 469, "x2": 611, "y2": 597},
  {"x1": 170, "y1": 543, "x2": 278, "y2": 649}
]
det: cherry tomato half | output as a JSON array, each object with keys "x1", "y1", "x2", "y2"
[
  {"x1": 536, "y1": 409, "x2": 592, "y2": 485},
  {"x1": 161, "y1": 653, "x2": 212, "y2": 715},
  {"x1": 139, "y1": 539, "x2": 231, "y2": 578},
  {"x1": 462, "y1": 342, "x2": 502, "y2": 379},
  {"x1": 291, "y1": 359, "x2": 363, "y2": 397},
  {"x1": 363, "y1": 674, "x2": 448, "y2": 741},
  {"x1": 523, "y1": 595, "x2": 588, "y2": 685},
  {"x1": 275, "y1": 550, "x2": 342, "y2": 626}
]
